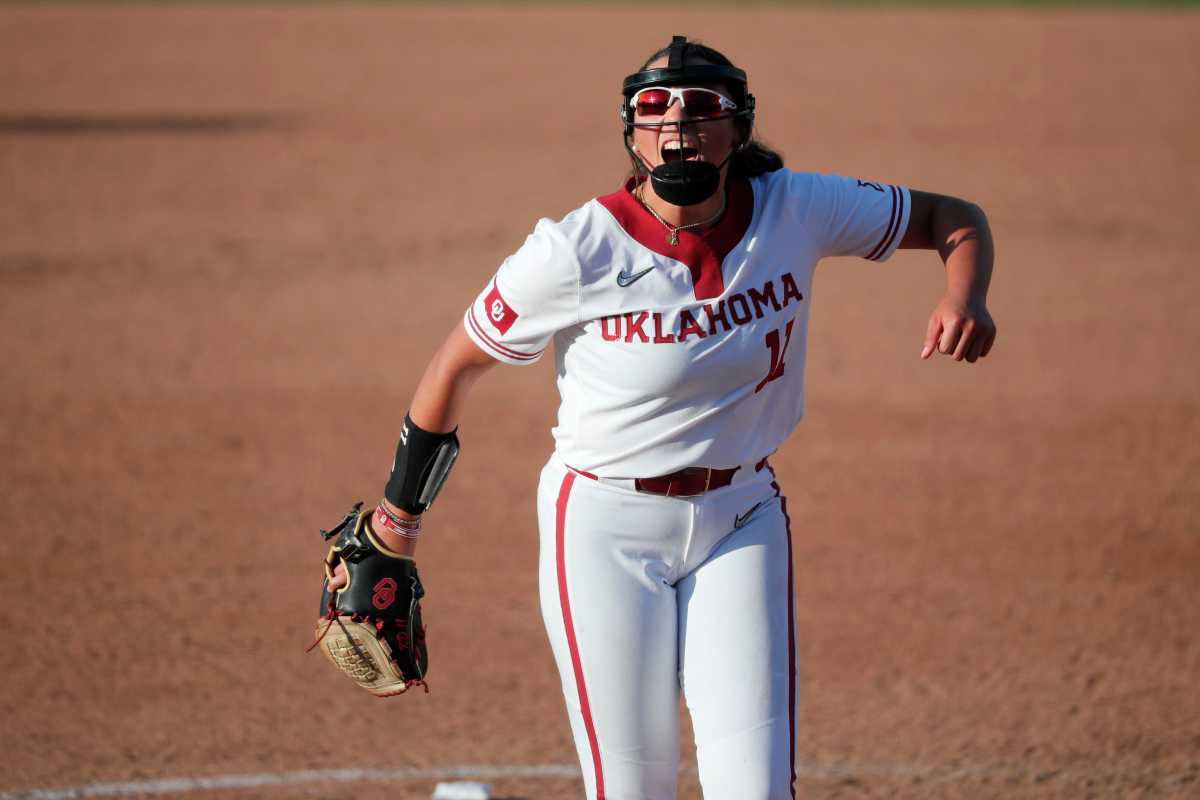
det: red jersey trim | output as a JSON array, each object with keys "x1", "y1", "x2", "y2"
[
  {"x1": 596, "y1": 175, "x2": 754, "y2": 302},
  {"x1": 465, "y1": 306, "x2": 542, "y2": 362}
]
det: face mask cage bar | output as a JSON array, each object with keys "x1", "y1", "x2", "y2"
[
  {"x1": 618, "y1": 36, "x2": 758, "y2": 206},
  {"x1": 619, "y1": 37, "x2": 756, "y2": 141}
]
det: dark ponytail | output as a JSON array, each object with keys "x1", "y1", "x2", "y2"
[
  {"x1": 730, "y1": 139, "x2": 785, "y2": 178},
  {"x1": 635, "y1": 38, "x2": 785, "y2": 179}
]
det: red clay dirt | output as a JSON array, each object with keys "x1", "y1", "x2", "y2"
[{"x1": 1, "y1": 6, "x2": 1198, "y2": 799}]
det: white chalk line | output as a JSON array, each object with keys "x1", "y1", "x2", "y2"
[
  {"x1": 0, "y1": 766, "x2": 580, "y2": 800},
  {"x1": 2, "y1": 761, "x2": 1192, "y2": 799},
  {"x1": 0, "y1": 762, "x2": 944, "y2": 800}
]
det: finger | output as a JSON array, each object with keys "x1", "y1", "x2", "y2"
[
  {"x1": 980, "y1": 329, "x2": 996, "y2": 358},
  {"x1": 939, "y1": 317, "x2": 964, "y2": 355},
  {"x1": 964, "y1": 330, "x2": 987, "y2": 363},
  {"x1": 328, "y1": 564, "x2": 348, "y2": 590},
  {"x1": 921, "y1": 315, "x2": 942, "y2": 359},
  {"x1": 953, "y1": 320, "x2": 976, "y2": 361}
]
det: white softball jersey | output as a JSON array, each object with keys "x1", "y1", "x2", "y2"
[
  {"x1": 463, "y1": 168, "x2": 911, "y2": 799},
  {"x1": 464, "y1": 169, "x2": 911, "y2": 477}
]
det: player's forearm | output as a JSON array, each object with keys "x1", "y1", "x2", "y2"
[
  {"x1": 372, "y1": 326, "x2": 496, "y2": 554},
  {"x1": 933, "y1": 198, "x2": 993, "y2": 306},
  {"x1": 408, "y1": 326, "x2": 496, "y2": 434}
]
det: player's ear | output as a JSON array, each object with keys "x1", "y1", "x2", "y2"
[{"x1": 737, "y1": 121, "x2": 752, "y2": 151}]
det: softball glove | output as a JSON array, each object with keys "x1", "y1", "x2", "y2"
[{"x1": 308, "y1": 503, "x2": 428, "y2": 697}]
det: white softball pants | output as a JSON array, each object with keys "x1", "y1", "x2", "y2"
[{"x1": 537, "y1": 454, "x2": 799, "y2": 800}]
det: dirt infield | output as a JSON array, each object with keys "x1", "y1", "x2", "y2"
[{"x1": 2, "y1": 5, "x2": 1198, "y2": 799}]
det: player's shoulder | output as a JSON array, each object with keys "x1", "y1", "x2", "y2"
[
  {"x1": 752, "y1": 167, "x2": 845, "y2": 200},
  {"x1": 552, "y1": 187, "x2": 661, "y2": 280},
  {"x1": 519, "y1": 197, "x2": 610, "y2": 255},
  {"x1": 500, "y1": 195, "x2": 628, "y2": 294},
  {"x1": 754, "y1": 168, "x2": 900, "y2": 220},
  {"x1": 748, "y1": 167, "x2": 831, "y2": 223},
  {"x1": 755, "y1": 167, "x2": 893, "y2": 189},
  {"x1": 504, "y1": 201, "x2": 594, "y2": 274}
]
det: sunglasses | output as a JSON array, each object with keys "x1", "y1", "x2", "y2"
[{"x1": 629, "y1": 87, "x2": 737, "y2": 119}]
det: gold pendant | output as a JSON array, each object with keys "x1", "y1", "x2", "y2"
[{"x1": 668, "y1": 229, "x2": 679, "y2": 246}]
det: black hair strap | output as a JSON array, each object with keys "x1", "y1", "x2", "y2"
[
  {"x1": 621, "y1": 64, "x2": 748, "y2": 96},
  {"x1": 668, "y1": 34, "x2": 688, "y2": 69}
]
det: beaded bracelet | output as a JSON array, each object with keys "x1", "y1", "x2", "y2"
[
  {"x1": 377, "y1": 500, "x2": 421, "y2": 528},
  {"x1": 374, "y1": 501, "x2": 422, "y2": 539}
]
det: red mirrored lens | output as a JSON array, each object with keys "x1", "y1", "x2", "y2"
[
  {"x1": 680, "y1": 90, "x2": 726, "y2": 117},
  {"x1": 634, "y1": 89, "x2": 672, "y2": 117},
  {"x1": 633, "y1": 88, "x2": 730, "y2": 119}
]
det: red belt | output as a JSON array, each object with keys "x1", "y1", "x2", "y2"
[
  {"x1": 570, "y1": 464, "x2": 741, "y2": 498},
  {"x1": 635, "y1": 466, "x2": 740, "y2": 497}
]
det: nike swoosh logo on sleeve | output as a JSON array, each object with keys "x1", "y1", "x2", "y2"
[{"x1": 616, "y1": 266, "x2": 655, "y2": 287}]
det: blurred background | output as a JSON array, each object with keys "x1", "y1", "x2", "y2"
[{"x1": 1, "y1": 3, "x2": 1197, "y2": 798}]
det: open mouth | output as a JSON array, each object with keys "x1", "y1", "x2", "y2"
[{"x1": 661, "y1": 141, "x2": 700, "y2": 163}]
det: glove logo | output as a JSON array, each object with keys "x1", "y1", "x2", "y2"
[{"x1": 372, "y1": 577, "x2": 398, "y2": 610}]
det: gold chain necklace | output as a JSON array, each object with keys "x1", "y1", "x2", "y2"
[{"x1": 638, "y1": 186, "x2": 726, "y2": 246}]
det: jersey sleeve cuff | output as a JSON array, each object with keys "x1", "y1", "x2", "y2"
[
  {"x1": 463, "y1": 307, "x2": 545, "y2": 366},
  {"x1": 865, "y1": 185, "x2": 911, "y2": 262}
]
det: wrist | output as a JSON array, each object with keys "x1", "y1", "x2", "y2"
[
  {"x1": 371, "y1": 500, "x2": 422, "y2": 557},
  {"x1": 381, "y1": 498, "x2": 420, "y2": 523},
  {"x1": 944, "y1": 284, "x2": 987, "y2": 309},
  {"x1": 367, "y1": 514, "x2": 420, "y2": 557}
]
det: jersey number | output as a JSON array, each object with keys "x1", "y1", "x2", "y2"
[{"x1": 755, "y1": 320, "x2": 796, "y2": 393}]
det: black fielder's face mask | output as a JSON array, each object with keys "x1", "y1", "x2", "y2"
[
  {"x1": 621, "y1": 36, "x2": 756, "y2": 207},
  {"x1": 634, "y1": 123, "x2": 736, "y2": 207}
]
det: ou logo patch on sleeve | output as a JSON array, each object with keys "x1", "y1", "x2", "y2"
[{"x1": 483, "y1": 282, "x2": 519, "y2": 335}]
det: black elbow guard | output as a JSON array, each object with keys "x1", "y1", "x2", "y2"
[{"x1": 383, "y1": 414, "x2": 461, "y2": 515}]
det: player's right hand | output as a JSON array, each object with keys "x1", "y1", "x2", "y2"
[
  {"x1": 327, "y1": 561, "x2": 348, "y2": 592},
  {"x1": 921, "y1": 295, "x2": 996, "y2": 363}
]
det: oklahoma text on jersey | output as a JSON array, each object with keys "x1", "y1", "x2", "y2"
[{"x1": 598, "y1": 271, "x2": 804, "y2": 344}]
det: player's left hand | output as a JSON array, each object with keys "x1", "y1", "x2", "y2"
[
  {"x1": 307, "y1": 503, "x2": 429, "y2": 697},
  {"x1": 921, "y1": 295, "x2": 996, "y2": 363}
]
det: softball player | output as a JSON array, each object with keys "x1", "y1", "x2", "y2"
[{"x1": 329, "y1": 35, "x2": 995, "y2": 799}]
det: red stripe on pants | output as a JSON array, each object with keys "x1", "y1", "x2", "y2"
[
  {"x1": 773, "y1": 478, "x2": 798, "y2": 800},
  {"x1": 556, "y1": 472, "x2": 605, "y2": 799}
]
